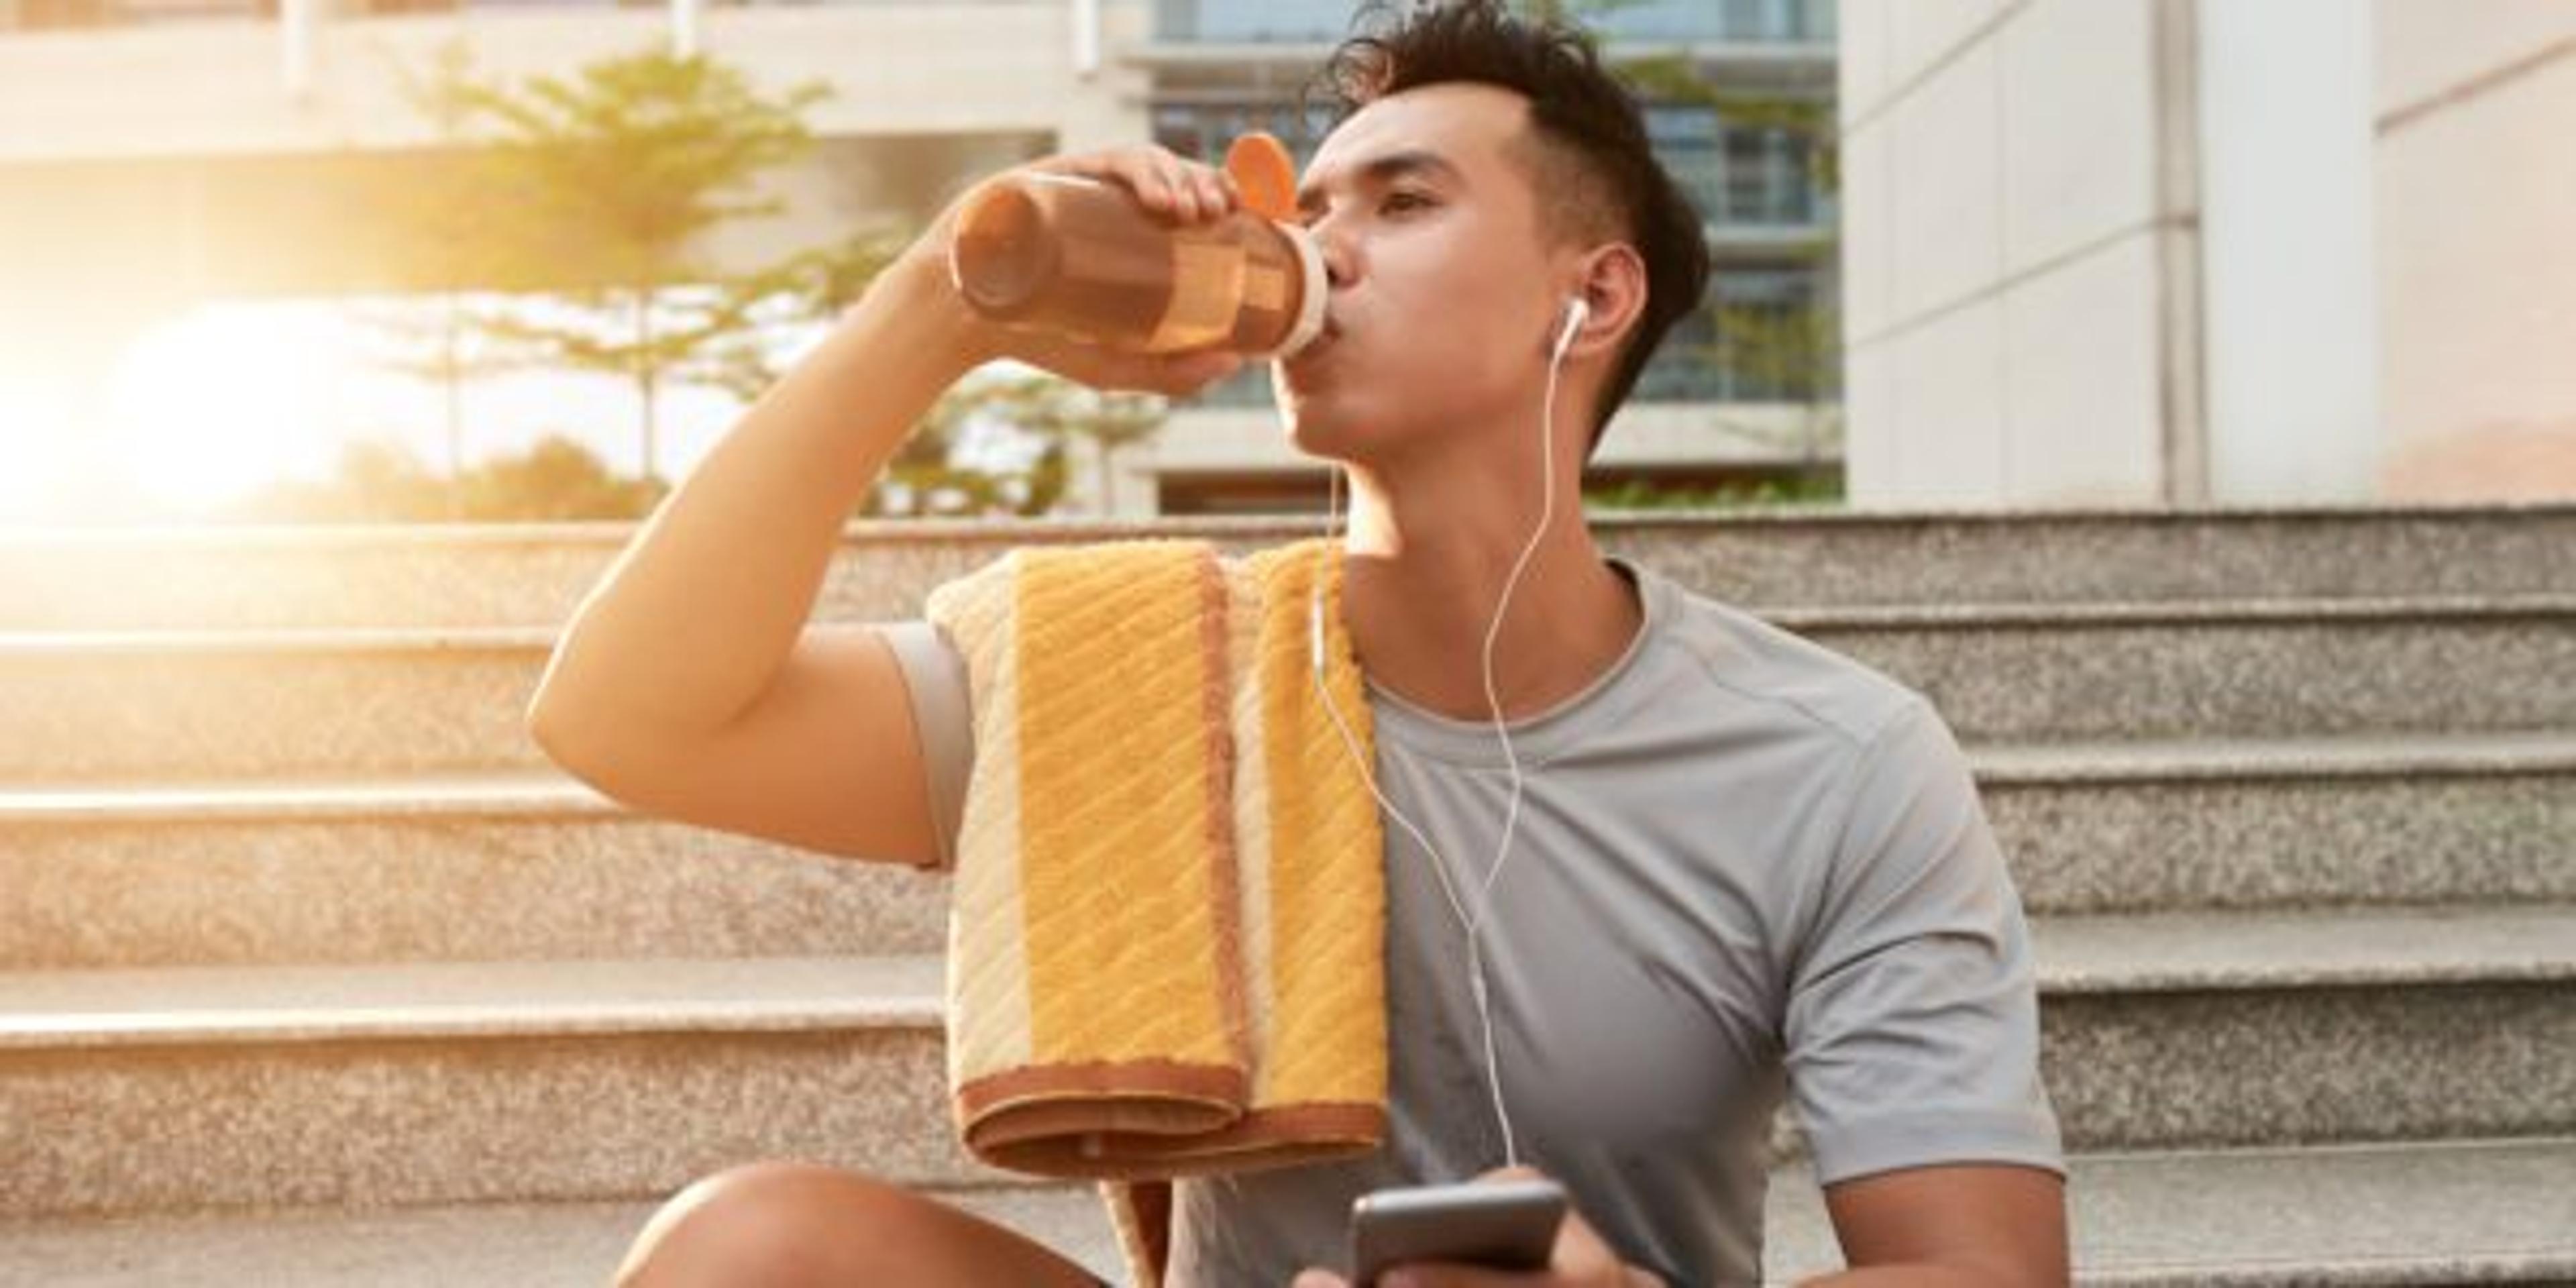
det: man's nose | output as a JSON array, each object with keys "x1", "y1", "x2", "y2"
[{"x1": 1306, "y1": 218, "x2": 1357, "y2": 288}]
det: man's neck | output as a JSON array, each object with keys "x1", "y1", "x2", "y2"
[{"x1": 1334, "y1": 462, "x2": 1642, "y2": 723}]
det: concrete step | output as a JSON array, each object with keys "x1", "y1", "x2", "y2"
[
  {"x1": 7, "y1": 507, "x2": 2573, "y2": 631},
  {"x1": 2033, "y1": 906, "x2": 2576, "y2": 1152},
  {"x1": 3, "y1": 1139, "x2": 2570, "y2": 1287},
  {"x1": 9, "y1": 599, "x2": 2571, "y2": 780},
  {"x1": 1778, "y1": 595, "x2": 2576, "y2": 743},
  {"x1": 1978, "y1": 733, "x2": 2576, "y2": 915},
  {"x1": 1765, "y1": 1136, "x2": 2576, "y2": 1287},
  {"x1": 0, "y1": 771, "x2": 953, "y2": 969},
  {"x1": 4, "y1": 909, "x2": 2570, "y2": 1218},
  {"x1": 0, "y1": 956, "x2": 991, "y2": 1218},
  {"x1": 5, "y1": 736, "x2": 2571, "y2": 969}
]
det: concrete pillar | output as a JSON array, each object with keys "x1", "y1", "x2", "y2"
[
  {"x1": 1055, "y1": 0, "x2": 1151, "y2": 154},
  {"x1": 2194, "y1": 0, "x2": 2381, "y2": 502},
  {"x1": 1071, "y1": 0, "x2": 1101, "y2": 78},
  {"x1": 278, "y1": 0, "x2": 317, "y2": 103},
  {"x1": 672, "y1": 0, "x2": 702, "y2": 60}
]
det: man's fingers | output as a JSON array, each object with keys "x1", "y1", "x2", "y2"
[
  {"x1": 1290, "y1": 1271, "x2": 1350, "y2": 1288},
  {"x1": 1040, "y1": 145, "x2": 1234, "y2": 222}
]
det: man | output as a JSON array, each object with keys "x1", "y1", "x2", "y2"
[{"x1": 528, "y1": 3, "x2": 2069, "y2": 1285}]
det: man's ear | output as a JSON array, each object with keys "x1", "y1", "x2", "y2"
[{"x1": 1562, "y1": 243, "x2": 1651, "y2": 359}]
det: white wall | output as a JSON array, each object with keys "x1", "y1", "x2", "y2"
[
  {"x1": 0, "y1": 2, "x2": 1114, "y2": 162},
  {"x1": 1844, "y1": 0, "x2": 2576, "y2": 508},
  {"x1": 2374, "y1": 0, "x2": 2576, "y2": 500},
  {"x1": 1838, "y1": 0, "x2": 2178, "y2": 506},
  {"x1": 2196, "y1": 0, "x2": 2381, "y2": 503}
]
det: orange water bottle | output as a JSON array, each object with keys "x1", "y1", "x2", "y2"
[{"x1": 947, "y1": 136, "x2": 1326, "y2": 358}]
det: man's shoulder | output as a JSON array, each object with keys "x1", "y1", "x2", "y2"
[{"x1": 1633, "y1": 562, "x2": 1926, "y2": 752}]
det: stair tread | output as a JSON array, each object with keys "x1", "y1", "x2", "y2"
[
  {"x1": 2031, "y1": 904, "x2": 2576, "y2": 992},
  {"x1": 0, "y1": 767, "x2": 604, "y2": 820},
  {"x1": 1970, "y1": 731, "x2": 2576, "y2": 779},
  {"x1": 1771, "y1": 1136, "x2": 2576, "y2": 1284},
  {"x1": 10, "y1": 592, "x2": 2576, "y2": 651},
  {"x1": 1764, "y1": 592, "x2": 2576, "y2": 629},
  {"x1": 2, "y1": 1139, "x2": 2569, "y2": 1287},
  {"x1": 5, "y1": 904, "x2": 2569, "y2": 1049},
  {"x1": 0, "y1": 955, "x2": 947, "y2": 1048},
  {"x1": 4, "y1": 731, "x2": 2569, "y2": 821}
]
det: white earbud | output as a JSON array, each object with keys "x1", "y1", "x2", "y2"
[{"x1": 1552, "y1": 296, "x2": 1589, "y2": 362}]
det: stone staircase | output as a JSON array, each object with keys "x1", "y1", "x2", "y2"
[{"x1": 2, "y1": 508, "x2": 2572, "y2": 1286}]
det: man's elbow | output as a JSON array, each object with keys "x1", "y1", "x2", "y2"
[{"x1": 525, "y1": 678, "x2": 612, "y2": 780}]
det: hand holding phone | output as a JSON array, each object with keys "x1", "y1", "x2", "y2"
[{"x1": 1349, "y1": 1176, "x2": 1568, "y2": 1286}]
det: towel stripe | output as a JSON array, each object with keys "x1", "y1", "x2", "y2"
[
  {"x1": 1017, "y1": 544, "x2": 1238, "y2": 1070},
  {"x1": 932, "y1": 553, "x2": 1034, "y2": 1083}
]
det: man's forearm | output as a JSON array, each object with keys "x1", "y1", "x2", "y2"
[{"x1": 529, "y1": 254, "x2": 987, "y2": 741}]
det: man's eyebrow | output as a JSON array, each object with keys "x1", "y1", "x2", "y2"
[{"x1": 1293, "y1": 150, "x2": 1464, "y2": 214}]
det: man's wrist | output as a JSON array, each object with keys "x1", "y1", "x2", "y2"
[{"x1": 850, "y1": 250, "x2": 1001, "y2": 374}]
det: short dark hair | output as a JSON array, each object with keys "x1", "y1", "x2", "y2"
[{"x1": 1311, "y1": 0, "x2": 1711, "y2": 457}]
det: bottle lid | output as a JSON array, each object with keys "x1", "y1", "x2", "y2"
[{"x1": 1226, "y1": 133, "x2": 1299, "y2": 222}]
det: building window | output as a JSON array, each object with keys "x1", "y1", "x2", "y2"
[
  {"x1": 1149, "y1": 103, "x2": 1835, "y2": 409},
  {"x1": 1151, "y1": 0, "x2": 1837, "y2": 45},
  {"x1": 1649, "y1": 104, "x2": 1825, "y2": 230},
  {"x1": 1150, "y1": 103, "x2": 1338, "y2": 171}
]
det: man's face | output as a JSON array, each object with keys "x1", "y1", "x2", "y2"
[{"x1": 1275, "y1": 82, "x2": 1572, "y2": 461}]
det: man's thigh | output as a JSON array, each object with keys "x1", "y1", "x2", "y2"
[{"x1": 616, "y1": 1159, "x2": 1110, "y2": 1287}]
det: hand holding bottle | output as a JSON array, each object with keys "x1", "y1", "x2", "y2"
[{"x1": 889, "y1": 142, "x2": 1315, "y2": 396}]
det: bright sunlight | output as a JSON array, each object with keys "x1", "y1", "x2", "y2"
[
  {"x1": 0, "y1": 296, "x2": 764, "y2": 525},
  {"x1": 103, "y1": 303, "x2": 343, "y2": 512}
]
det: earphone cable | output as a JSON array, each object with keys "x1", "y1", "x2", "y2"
[{"x1": 1302, "y1": 307, "x2": 1574, "y2": 1171}]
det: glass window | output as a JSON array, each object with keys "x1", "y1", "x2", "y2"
[{"x1": 1152, "y1": 0, "x2": 1835, "y2": 45}]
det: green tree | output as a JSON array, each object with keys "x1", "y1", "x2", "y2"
[
  {"x1": 349, "y1": 38, "x2": 541, "y2": 514},
  {"x1": 1522, "y1": 0, "x2": 1846, "y2": 480},
  {"x1": 455, "y1": 433, "x2": 671, "y2": 520},
  {"x1": 862, "y1": 382, "x2": 1073, "y2": 519},
  {"x1": 1622, "y1": 55, "x2": 1841, "y2": 464},
  {"x1": 683, "y1": 229, "x2": 908, "y2": 405},
  {"x1": 226, "y1": 433, "x2": 669, "y2": 524},
  {"x1": 985, "y1": 377, "x2": 1169, "y2": 517},
  {"x1": 431, "y1": 47, "x2": 837, "y2": 484}
]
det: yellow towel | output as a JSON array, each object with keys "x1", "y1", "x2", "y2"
[{"x1": 922, "y1": 537, "x2": 1387, "y2": 1285}]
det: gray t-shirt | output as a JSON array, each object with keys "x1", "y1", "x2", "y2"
[{"x1": 884, "y1": 559, "x2": 2061, "y2": 1287}]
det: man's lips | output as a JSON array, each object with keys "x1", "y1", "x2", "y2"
[{"x1": 1289, "y1": 320, "x2": 1342, "y2": 365}]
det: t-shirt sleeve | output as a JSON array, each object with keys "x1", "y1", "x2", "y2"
[
  {"x1": 1783, "y1": 698, "x2": 2064, "y2": 1185},
  {"x1": 879, "y1": 620, "x2": 975, "y2": 873}
]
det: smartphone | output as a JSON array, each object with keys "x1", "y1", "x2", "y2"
[{"x1": 1349, "y1": 1177, "x2": 1568, "y2": 1286}]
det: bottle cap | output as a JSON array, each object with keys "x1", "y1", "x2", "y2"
[{"x1": 1226, "y1": 133, "x2": 1300, "y2": 222}]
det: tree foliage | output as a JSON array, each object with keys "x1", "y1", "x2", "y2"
[{"x1": 362, "y1": 42, "x2": 900, "y2": 486}]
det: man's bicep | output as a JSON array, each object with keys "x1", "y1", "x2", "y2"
[
  {"x1": 1784, "y1": 701, "x2": 2061, "y2": 1185},
  {"x1": 542, "y1": 622, "x2": 965, "y2": 869},
  {"x1": 1819, "y1": 1163, "x2": 2069, "y2": 1287}
]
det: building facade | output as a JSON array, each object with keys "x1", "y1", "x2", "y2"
[
  {"x1": 1839, "y1": 0, "x2": 2576, "y2": 507},
  {"x1": 0, "y1": 0, "x2": 1841, "y2": 519}
]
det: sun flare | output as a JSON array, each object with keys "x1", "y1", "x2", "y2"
[{"x1": 103, "y1": 305, "x2": 344, "y2": 513}]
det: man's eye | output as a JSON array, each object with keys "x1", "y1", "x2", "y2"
[{"x1": 1381, "y1": 190, "x2": 1434, "y2": 215}]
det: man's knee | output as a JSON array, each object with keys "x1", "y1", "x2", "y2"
[{"x1": 614, "y1": 1159, "x2": 926, "y2": 1287}]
